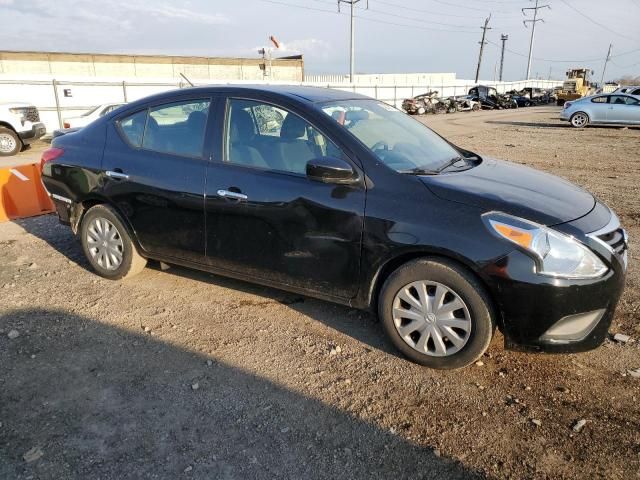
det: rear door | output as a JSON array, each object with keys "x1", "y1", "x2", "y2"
[
  {"x1": 607, "y1": 95, "x2": 640, "y2": 124},
  {"x1": 101, "y1": 96, "x2": 215, "y2": 264},
  {"x1": 203, "y1": 95, "x2": 366, "y2": 299}
]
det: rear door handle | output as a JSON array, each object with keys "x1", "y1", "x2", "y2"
[
  {"x1": 106, "y1": 170, "x2": 130, "y2": 180},
  {"x1": 217, "y1": 189, "x2": 248, "y2": 201}
]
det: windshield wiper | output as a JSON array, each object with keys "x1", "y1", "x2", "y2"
[
  {"x1": 398, "y1": 156, "x2": 468, "y2": 176},
  {"x1": 398, "y1": 167, "x2": 440, "y2": 175},
  {"x1": 435, "y1": 156, "x2": 467, "y2": 173}
]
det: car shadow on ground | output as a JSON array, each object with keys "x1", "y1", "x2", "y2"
[
  {"x1": 0, "y1": 308, "x2": 480, "y2": 479},
  {"x1": 15, "y1": 214, "x2": 401, "y2": 358}
]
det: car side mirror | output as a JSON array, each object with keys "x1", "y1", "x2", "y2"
[{"x1": 306, "y1": 156, "x2": 357, "y2": 184}]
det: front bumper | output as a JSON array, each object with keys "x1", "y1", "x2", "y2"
[
  {"x1": 480, "y1": 213, "x2": 628, "y2": 353},
  {"x1": 18, "y1": 122, "x2": 46, "y2": 144}
]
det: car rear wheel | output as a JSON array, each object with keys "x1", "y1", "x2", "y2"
[
  {"x1": 81, "y1": 204, "x2": 147, "y2": 280},
  {"x1": 570, "y1": 112, "x2": 589, "y2": 128},
  {"x1": 378, "y1": 258, "x2": 495, "y2": 369},
  {"x1": 0, "y1": 127, "x2": 21, "y2": 157}
]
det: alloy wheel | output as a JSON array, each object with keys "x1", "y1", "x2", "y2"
[
  {"x1": 571, "y1": 113, "x2": 588, "y2": 127},
  {"x1": 392, "y1": 281, "x2": 472, "y2": 357},
  {"x1": 0, "y1": 133, "x2": 17, "y2": 154},
  {"x1": 86, "y1": 217, "x2": 124, "y2": 270}
]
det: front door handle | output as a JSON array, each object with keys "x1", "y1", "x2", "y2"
[
  {"x1": 106, "y1": 170, "x2": 130, "y2": 180},
  {"x1": 217, "y1": 189, "x2": 248, "y2": 201}
]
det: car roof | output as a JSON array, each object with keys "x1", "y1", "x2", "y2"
[{"x1": 126, "y1": 84, "x2": 370, "y2": 108}]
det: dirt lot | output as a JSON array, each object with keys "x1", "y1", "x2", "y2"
[{"x1": 1, "y1": 106, "x2": 639, "y2": 479}]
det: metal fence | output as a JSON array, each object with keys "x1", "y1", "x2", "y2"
[{"x1": 0, "y1": 77, "x2": 562, "y2": 132}]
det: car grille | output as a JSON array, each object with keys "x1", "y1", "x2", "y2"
[
  {"x1": 597, "y1": 227, "x2": 627, "y2": 255},
  {"x1": 23, "y1": 107, "x2": 40, "y2": 123}
]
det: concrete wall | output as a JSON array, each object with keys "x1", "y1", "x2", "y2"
[{"x1": 0, "y1": 51, "x2": 304, "y2": 82}]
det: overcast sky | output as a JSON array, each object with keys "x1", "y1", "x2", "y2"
[{"x1": 1, "y1": 0, "x2": 639, "y2": 81}]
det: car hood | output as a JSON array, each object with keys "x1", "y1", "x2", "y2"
[{"x1": 420, "y1": 158, "x2": 595, "y2": 226}]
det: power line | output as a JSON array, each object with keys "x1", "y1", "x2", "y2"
[
  {"x1": 258, "y1": 0, "x2": 481, "y2": 33},
  {"x1": 363, "y1": 6, "x2": 479, "y2": 29},
  {"x1": 373, "y1": 0, "x2": 520, "y2": 18},
  {"x1": 558, "y1": 0, "x2": 638, "y2": 42}
]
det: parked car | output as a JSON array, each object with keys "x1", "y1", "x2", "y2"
[
  {"x1": 450, "y1": 95, "x2": 481, "y2": 112},
  {"x1": 468, "y1": 85, "x2": 514, "y2": 109},
  {"x1": 63, "y1": 103, "x2": 125, "y2": 129},
  {"x1": 402, "y1": 91, "x2": 446, "y2": 115},
  {"x1": 41, "y1": 85, "x2": 628, "y2": 369},
  {"x1": 612, "y1": 85, "x2": 640, "y2": 96},
  {"x1": 560, "y1": 93, "x2": 640, "y2": 128},
  {"x1": 511, "y1": 95, "x2": 533, "y2": 107},
  {"x1": 0, "y1": 102, "x2": 46, "y2": 156}
]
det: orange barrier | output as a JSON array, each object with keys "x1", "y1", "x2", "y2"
[{"x1": 0, "y1": 163, "x2": 55, "y2": 222}]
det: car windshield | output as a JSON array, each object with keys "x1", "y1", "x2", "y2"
[{"x1": 320, "y1": 99, "x2": 466, "y2": 173}]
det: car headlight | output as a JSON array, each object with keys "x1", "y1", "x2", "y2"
[{"x1": 483, "y1": 212, "x2": 607, "y2": 279}]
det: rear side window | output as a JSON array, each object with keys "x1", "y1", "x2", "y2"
[
  {"x1": 142, "y1": 100, "x2": 211, "y2": 157},
  {"x1": 118, "y1": 110, "x2": 147, "y2": 147},
  {"x1": 591, "y1": 96, "x2": 607, "y2": 103}
]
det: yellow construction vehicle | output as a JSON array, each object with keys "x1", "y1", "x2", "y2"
[{"x1": 556, "y1": 68, "x2": 595, "y2": 106}]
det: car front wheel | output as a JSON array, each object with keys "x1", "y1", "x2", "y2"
[
  {"x1": 570, "y1": 112, "x2": 589, "y2": 128},
  {"x1": 0, "y1": 127, "x2": 21, "y2": 157},
  {"x1": 80, "y1": 204, "x2": 147, "y2": 280},
  {"x1": 378, "y1": 258, "x2": 495, "y2": 369}
]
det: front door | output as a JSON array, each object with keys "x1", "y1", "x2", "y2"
[
  {"x1": 101, "y1": 97, "x2": 214, "y2": 263},
  {"x1": 607, "y1": 95, "x2": 640, "y2": 124},
  {"x1": 204, "y1": 97, "x2": 366, "y2": 299}
]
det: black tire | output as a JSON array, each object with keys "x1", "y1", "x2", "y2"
[
  {"x1": 80, "y1": 204, "x2": 147, "y2": 280},
  {"x1": 570, "y1": 111, "x2": 590, "y2": 129},
  {"x1": 0, "y1": 127, "x2": 22, "y2": 157},
  {"x1": 378, "y1": 258, "x2": 495, "y2": 369}
]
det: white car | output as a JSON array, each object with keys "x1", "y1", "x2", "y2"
[
  {"x1": 0, "y1": 102, "x2": 46, "y2": 156},
  {"x1": 63, "y1": 103, "x2": 125, "y2": 129},
  {"x1": 612, "y1": 85, "x2": 640, "y2": 95}
]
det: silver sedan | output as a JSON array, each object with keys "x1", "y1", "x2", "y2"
[{"x1": 560, "y1": 94, "x2": 640, "y2": 128}]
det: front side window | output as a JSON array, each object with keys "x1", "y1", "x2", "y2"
[
  {"x1": 142, "y1": 99, "x2": 211, "y2": 157},
  {"x1": 610, "y1": 95, "x2": 638, "y2": 105},
  {"x1": 225, "y1": 98, "x2": 343, "y2": 174},
  {"x1": 321, "y1": 99, "x2": 462, "y2": 173}
]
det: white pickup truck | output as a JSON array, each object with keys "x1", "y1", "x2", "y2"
[{"x1": 0, "y1": 102, "x2": 46, "y2": 156}]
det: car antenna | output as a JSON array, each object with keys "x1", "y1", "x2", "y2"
[{"x1": 180, "y1": 73, "x2": 194, "y2": 87}]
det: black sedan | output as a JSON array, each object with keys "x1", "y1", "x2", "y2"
[{"x1": 40, "y1": 85, "x2": 628, "y2": 369}]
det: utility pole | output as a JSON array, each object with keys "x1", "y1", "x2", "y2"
[
  {"x1": 522, "y1": 0, "x2": 550, "y2": 80},
  {"x1": 600, "y1": 43, "x2": 613, "y2": 86},
  {"x1": 499, "y1": 34, "x2": 508, "y2": 81},
  {"x1": 338, "y1": 0, "x2": 368, "y2": 82},
  {"x1": 475, "y1": 15, "x2": 491, "y2": 83}
]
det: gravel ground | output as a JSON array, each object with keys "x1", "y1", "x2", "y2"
[{"x1": 1, "y1": 106, "x2": 639, "y2": 479}]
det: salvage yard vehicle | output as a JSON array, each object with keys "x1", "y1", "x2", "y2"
[
  {"x1": 468, "y1": 85, "x2": 515, "y2": 109},
  {"x1": 448, "y1": 95, "x2": 481, "y2": 112},
  {"x1": 63, "y1": 103, "x2": 125, "y2": 129},
  {"x1": 560, "y1": 93, "x2": 640, "y2": 128},
  {"x1": 402, "y1": 91, "x2": 447, "y2": 115},
  {"x1": 41, "y1": 85, "x2": 628, "y2": 369},
  {"x1": 0, "y1": 101, "x2": 46, "y2": 156},
  {"x1": 556, "y1": 68, "x2": 595, "y2": 106}
]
